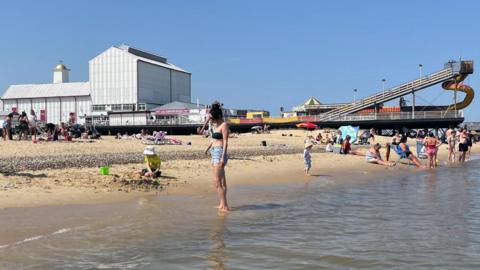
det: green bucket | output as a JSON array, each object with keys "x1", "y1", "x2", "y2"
[{"x1": 99, "y1": 167, "x2": 110, "y2": 175}]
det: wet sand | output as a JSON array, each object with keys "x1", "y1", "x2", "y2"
[{"x1": 0, "y1": 129, "x2": 478, "y2": 209}]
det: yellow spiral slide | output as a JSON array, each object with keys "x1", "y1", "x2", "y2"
[{"x1": 442, "y1": 74, "x2": 474, "y2": 110}]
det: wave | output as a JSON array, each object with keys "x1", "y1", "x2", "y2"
[{"x1": 0, "y1": 227, "x2": 72, "y2": 250}]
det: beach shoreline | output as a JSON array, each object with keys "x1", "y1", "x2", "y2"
[{"x1": 0, "y1": 130, "x2": 478, "y2": 209}]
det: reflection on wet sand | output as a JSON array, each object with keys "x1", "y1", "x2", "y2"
[{"x1": 207, "y1": 214, "x2": 227, "y2": 270}]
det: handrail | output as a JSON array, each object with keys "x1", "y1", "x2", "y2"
[
  {"x1": 320, "y1": 67, "x2": 456, "y2": 120},
  {"x1": 92, "y1": 110, "x2": 463, "y2": 127}
]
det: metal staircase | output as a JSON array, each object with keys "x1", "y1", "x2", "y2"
[{"x1": 320, "y1": 61, "x2": 472, "y2": 121}]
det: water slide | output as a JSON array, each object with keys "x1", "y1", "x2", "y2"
[{"x1": 442, "y1": 74, "x2": 474, "y2": 110}]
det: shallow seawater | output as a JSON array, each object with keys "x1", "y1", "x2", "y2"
[{"x1": 1, "y1": 159, "x2": 480, "y2": 269}]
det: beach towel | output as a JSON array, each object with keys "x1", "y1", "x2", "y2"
[{"x1": 339, "y1": 125, "x2": 359, "y2": 143}]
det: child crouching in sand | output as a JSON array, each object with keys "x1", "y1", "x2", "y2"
[
  {"x1": 304, "y1": 141, "x2": 314, "y2": 175},
  {"x1": 138, "y1": 146, "x2": 162, "y2": 179}
]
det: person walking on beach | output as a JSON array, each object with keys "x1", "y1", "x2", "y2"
[
  {"x1": 447, "y1": 130, "x2": 457, "y2": 163},
  {"x1": 303, "y1": 141, "x2": 313, "y2": 175},
  {"x1": 424, "y1": 132, "x2": 441, "y2": 168},
  {"x1": 206, "y1": 102, "x2": 230, "y2": 212}
]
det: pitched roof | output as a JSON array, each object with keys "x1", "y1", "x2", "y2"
[
  {"x1": 2, "y1": 82, "x2": 90, "y2": 99},
  {"x1": 151, "y1": 101, "x2": 203, "y2": 111},
  {"x1": 304, "y1": 97, "x2": 322, "y2": 106},
  {"x1": 116, "y1": 45, "x2": 190, "y2": 74}
]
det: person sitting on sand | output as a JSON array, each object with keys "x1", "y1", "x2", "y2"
[
  {"x1": 423, "y1": 132, "x2": 441, "y2": 168},
  {"x1": 138, "y1": 146, "x2": 162, "y2": 178},
  {"x1": 304, "y1": 141, "x2": 314, "y2": 175},
  {"x1": 59, "y1": 122, "x2": 68, "y2": 138},
  {"x1": 397, "y1": 135, "x2": 426, "y2": 168},
  {"x1": 341, "y1": 135, "x2": 362, "y2": 155},
  {"x1": 365, "y1": 143, "x2": 395, "y2": 166}
]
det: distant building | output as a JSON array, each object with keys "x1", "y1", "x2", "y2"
[
  {"x1": 293, "y1": 97, "x2": 346, "y2": 115},
  {"x1": 1, "y1": 45, "x2": 191, "y2": 124}
]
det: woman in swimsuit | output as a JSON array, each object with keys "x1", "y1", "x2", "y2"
[
  {"x1": 365, "y1": 143, "x2": 396, "y2": 166},
  {"x1": 458, "y1": 128, "x2": 468, "y2": 163},
  {"x1": 206, "y1": 102, "x2": 230, "y2": 212},
  {"x1": 447, "y1": 130, "x2": 457, "y2": 163},
  {"x1": 398, "y1": 135, "x2": 426, "y2": 168},
  {"x1": 424, "y1": 132, "x2": 441, "y2": 168}
]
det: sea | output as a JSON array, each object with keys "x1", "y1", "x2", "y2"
[{"x1": 1, "y1": 158, "x2": 480, "y2": 269}]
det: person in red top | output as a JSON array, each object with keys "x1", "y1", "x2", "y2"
[{"x1": 341, "y1": 135, "x2": 362, "y2": 155}]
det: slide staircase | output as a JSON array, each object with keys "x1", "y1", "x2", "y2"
[{"x1": 321, "y1": 61, "x2": 473, "y2": 121}]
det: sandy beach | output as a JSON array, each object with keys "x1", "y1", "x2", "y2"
[{"x1": 0, "y1": 129, "x2": 478, "y2": 209}]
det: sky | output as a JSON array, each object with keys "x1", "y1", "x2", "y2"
[{"x1": 0, "y1": 0, "x2": 479, "y2": 120}]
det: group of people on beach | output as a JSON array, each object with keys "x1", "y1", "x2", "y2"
[
  {"x1": 2, "y1": 110, "x2": 38, "y2": 141},
  {"x1": 2, "y1": 110, "x2": 99, "y2": 142},
  {"x1": 303, "y1": 126, "x2": 476, "y2": 173}
]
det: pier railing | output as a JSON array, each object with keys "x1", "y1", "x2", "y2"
[{"x1": 93, "y1": 110, "x2": 464, "y2": 126}]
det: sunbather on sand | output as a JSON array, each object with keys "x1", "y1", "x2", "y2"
[
  {"x1": 341, "y1": 135, "x2": 362, "y2": 155},
  {"x1": 398, "y1": 135, "x2": 426, "y2": 168},
  {"x1": 365, "y1": 143, "x2": 396, "y2": 166}
]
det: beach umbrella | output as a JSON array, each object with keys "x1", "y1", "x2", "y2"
[
  {"x1": 296, "y1": 122, "x2": 318, "y2": 130},
  {"x1": 338, "y1": 125, "x2": 360, "y2": 143}
]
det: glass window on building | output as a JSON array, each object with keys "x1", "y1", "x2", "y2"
[
  {"x1": 111, "y1": 104, "x2": 122, "y2": 111},
  {"x1": 122, "y1": 104, "x2": 134, "y2": 111},
  {"x1": 138, "y1": 104, "x2": 146, "y2": 111},
  {"x1": 92, "y1": 105, "x2": 106, "y2": 111}
]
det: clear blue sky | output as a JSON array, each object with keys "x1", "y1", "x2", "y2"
[{"x1": 1, "y1": 0, "x2": 479, "y2": 120}]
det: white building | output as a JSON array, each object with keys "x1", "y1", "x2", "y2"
[{"x1": 1, "y1": 45, "x2": 191, "y2": 124}]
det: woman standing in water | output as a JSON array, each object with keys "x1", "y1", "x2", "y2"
[
  {"x1": 424, "y1": 132, "x2": 441, "y2": 168},
  {"x1": 458, "y1": 128, "x2": 468, "y2": 163},
  {"x1": 206, "y1": 102, "x2": 230, "y2": 212}
]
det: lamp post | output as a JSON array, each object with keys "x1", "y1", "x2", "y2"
[
  {"x1": 353, "y1": 88, "x2": 357, "y2": 104},
  {"x1": 418, "y1": 64, "x2": 423, "y2": 79},
  {"x1": 381, "y1": 79, "x2": 386, "y2": 98}
]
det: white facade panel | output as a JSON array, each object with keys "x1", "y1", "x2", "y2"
[
  {"x1": 109, "y1": 114, "x2": 122, "y2": 126},
  {"x1": 171, "y1": 71, "x2": 191, "y2": 103},
  {"x1": 17, "y1": 99, "x2": 31, "y2": 114},
  {"x1": 89, "y1": 47, "x2": 138, "y2": 106},
  {"x1": 60, "y1": 97, "x2": 76, "y2": 123},
  {"x1": 133, "y1": 113, "x2": 147, "y2": 125},
  {"x1": 76, "y1": 96, "x2": 91, "y2": 118},
  {"x1": 109, "y1": 113, "x2": 148, "y2": 126},
  {"x1": 3, "y1": 100, "x2": 16, "y2": 112},
  {"x1": 121, "y1": 114, "x2": 135, "y2": 126},
  {"x1": 46, "y1": 97, "x2": 61, "y2": 124},
  {"x1": 32, "y1": 99, "x2": 46, "y2": 115},
  {"x1": 138, "y1": 61, "x2": 171, "y2": 105}
]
